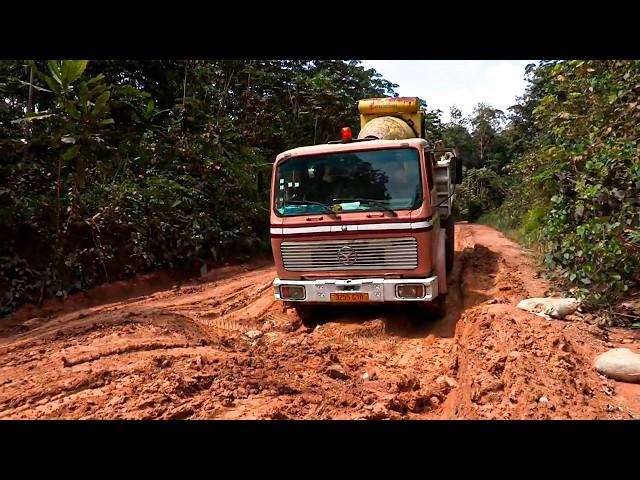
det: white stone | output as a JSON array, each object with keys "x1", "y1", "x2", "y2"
[
  {"x1": 243, "y1": 330, "x2": 264, "y2": 340},
  {"x1": 517, "y1": 297, "x2": 580, "y2": 319},
  {"x1": 436, "y1": 375, "x2": 458, "y2": 388},
  {"x1": 594, "y1": 348, "x2": 640, "y2": 383}
]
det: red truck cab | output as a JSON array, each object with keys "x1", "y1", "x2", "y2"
[{"x1": 269, "y1": 133, "x2": 457, "y2": 325}]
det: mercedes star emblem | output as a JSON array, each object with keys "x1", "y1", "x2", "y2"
[{"x1": 337, "y1": 246, "x2": 357, "y2": 265}]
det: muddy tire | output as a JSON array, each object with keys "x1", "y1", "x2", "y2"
[
  {"x1": 414, "y1": 295, "x2": 447, "y2": 324},
  {"x1": 294, "y1": 304, "x2": 319, "y2": 328},
  {"x1": 427, "y1": 295, "x2": 447, "y2": 320},
  {"x1": 431, "y1": 294, "x2": 447, "y2": 318},
  {"x1": 443, "y1": 215, "x2": 455, "y2": 272}
]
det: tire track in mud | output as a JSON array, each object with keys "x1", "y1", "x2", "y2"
[
  {"x1": 0, "y1": 226, "x2": 513, "y2": 419},
  {"x1": 0, "y1": 224, "x2": 632, "y2": 419}
]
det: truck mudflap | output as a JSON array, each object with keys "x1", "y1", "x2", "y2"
[{"x1": 274, "y1": 276, "x2": 438, "y2": 303}]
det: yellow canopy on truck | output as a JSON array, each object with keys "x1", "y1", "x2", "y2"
[
  {"x1": 358, "y1": 97, "x2": 420, "y2": 115},
  {"x1": 357, "y1": 97, "x2": 424, "y2": 139}
]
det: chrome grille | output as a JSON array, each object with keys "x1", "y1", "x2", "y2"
[{"x1": 281, "y1": 237, "x2": 418, "y2": 271}]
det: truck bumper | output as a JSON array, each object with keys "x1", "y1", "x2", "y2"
[{"x1": 274, "y1": 276, "x2": 438, "y2": 303}]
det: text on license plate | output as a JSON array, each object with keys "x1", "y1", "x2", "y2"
[{"x1": 330, "y1": 292, "x2": 369, "y2": 302}]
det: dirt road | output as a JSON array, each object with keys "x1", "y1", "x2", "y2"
[{"x1": 1, "y1": 223, "x2": 639, "y2": 419}]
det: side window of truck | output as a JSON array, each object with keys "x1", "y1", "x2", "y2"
[{"x1": 425, "y1": 150, "x2": 434, "y2": 191}]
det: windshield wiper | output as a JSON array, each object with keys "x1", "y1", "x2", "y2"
[
  {"x1": 283, "y1": 200, "x2": 341, "y2": 219},
  {"x1": 332, "y1": 198, "x2": 398, "y2": 217}
]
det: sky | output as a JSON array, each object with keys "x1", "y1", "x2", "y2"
[{"x1": 360, "y1": 60, "x2": 537, "y2": 123}]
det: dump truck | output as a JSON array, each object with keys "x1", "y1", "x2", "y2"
[{"x1": 268, "y1": 97, "x2": 462, "y2": 325}]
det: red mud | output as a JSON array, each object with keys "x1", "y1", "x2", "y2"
[{"x1": 0, "y1": 224, "x2": 636, "y2": 419}]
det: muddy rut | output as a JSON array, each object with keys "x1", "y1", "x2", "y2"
[{"x1": 1, "y1": 223, "x2": 638, "y2": 419}]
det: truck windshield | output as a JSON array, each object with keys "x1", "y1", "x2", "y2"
[{"x1": 274, "y1": 148, "x2": 422, "y2": 216}]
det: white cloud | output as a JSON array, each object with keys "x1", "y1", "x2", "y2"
[{"x1": 360, "y1": 60, "x2": 536, "y2": 122}]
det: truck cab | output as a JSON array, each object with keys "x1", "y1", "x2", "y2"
[{"x1": 268, "y1": 97, "x2": 460, "y2": 325}]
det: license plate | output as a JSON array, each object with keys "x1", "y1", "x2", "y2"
[{"x1": 330, "y1": 292, "x2": 369, "y2": 302}]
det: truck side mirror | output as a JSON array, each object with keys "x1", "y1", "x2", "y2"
[{"x1": 454, "y1": 156, "x2": 463, "y2": 184}]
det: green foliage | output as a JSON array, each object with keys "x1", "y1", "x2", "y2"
[
  {"x1": 470, "y1": 103, "x2": 506, "y2": 166},
  {"x1": 455, "y1": 167, "x2": 507, "y2": 221},
  {"x1": 1, "y1": 59, "x2": 397, "y2": 314},
  {"x1": 9, "y1": 58, "x2": 634, "y2": 310},
  {"x1": 441, "y1": 124, "x2": 475, "y2": 167},
  {"x1": 520, "y1": 205, "x2": 547, "y2": 239},
  {"x1": 439, "y1": 61, "x2": 639, "y2": 305},
  {"x1": 484, "y1": 60, "x2": 640, "y2": 304},
  {"x1": 437, "y1": 103, "x2": 510, "y2": 171}
]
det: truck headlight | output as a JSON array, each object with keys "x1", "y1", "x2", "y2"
[
  {"x1": 279, "y1": 285, "x2": 306, "y2": 300},
  {"x1": 396, "y1": 284, "x2": 425, "y2": 299}
]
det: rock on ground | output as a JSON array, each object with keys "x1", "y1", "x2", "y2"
[
  {"x1": 327, "y1": 364, "x2": 350, "y2": 380},
  {"x1": 594, "y1": 348, "x2": 640, "y2": 383},
  {"x1": 517, "y1": 297, "x2": 579, "y2": 319},
  {"x1": 243, "y1": 330, "x2": 264, "y2": 340}
]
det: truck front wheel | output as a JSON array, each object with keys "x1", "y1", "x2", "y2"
[
  {"x1": 443, "y1": 216, "x2": 455, "y2": 272},
  {"x1": 431, "y1": 294, "x2": 447, "y2": 318},
  {"x1": 294, "y1": 304, "x2": 320, "y2": 328},
  {"x1": 414, "y1": 295, "x2": 447, "y2": 324}
]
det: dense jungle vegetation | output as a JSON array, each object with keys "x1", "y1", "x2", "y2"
[{"x1": 1, "y1": 60, "x2": 638, "y2": 314}]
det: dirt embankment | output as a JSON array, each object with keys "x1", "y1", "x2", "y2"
[{"x1": 1, "y1": 223, "x2": 638, "y2": 419}]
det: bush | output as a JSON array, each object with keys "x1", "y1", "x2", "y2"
[
  {"x1": 0, "y1": 59, "x2": 397, "y2": 314},
  {"x1": 455, "y1": 167, "x2": 507, "y2": 221},
  {"x1": 483, "y1": 60, "x2": 640, "y2": 304}
]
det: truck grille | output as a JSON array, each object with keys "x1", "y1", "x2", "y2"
[{"x1": 280, "y1": 237, "x2": 418, "y2": 271}]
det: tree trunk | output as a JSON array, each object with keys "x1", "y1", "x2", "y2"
[
  {"x1": 182, "y1": 60, "x2": 188, "y2": 110},
  {"x1": 40, "y1": 157, "x2": 63, "y2": 305},
  {"x1": 25, "y1": 64, "x2": 34, "y2": 146}
]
